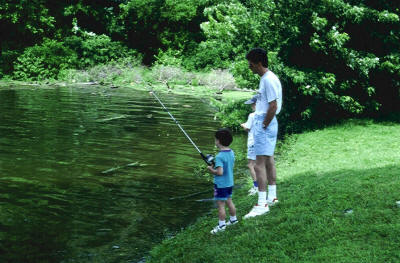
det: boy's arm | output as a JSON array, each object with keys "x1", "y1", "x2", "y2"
[
  {"x1": 240, "y1": 123, "x2": 250, "y2": 132},
  {"x1": 207, "y1": 166, "x2": 223, "y2": 176}
]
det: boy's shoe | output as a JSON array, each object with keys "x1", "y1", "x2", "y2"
[
  {"x1": 243, "y1": 204, "x2": 270, "y2": 219},
  {"x1": 210, "y1": 224, "x2": 226, "y2": 234},
  {"x1": 267, "y1": 198, "x2": 279, "y2": 206},
  {"x1": 226, "y1": 219, "x2": 238, "y2": 226},
  {"x1": 248, "y1": 186, "x2": 258, "y2": 196}
]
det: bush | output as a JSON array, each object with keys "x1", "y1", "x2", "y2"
[
  {"x1": 13, "y1": 39, "x2": 78, "y2": 80},
  {"x1": 212, "y1": 99, "x2": 252, "y2": 131},
  {"x1": 64, "y1": 33, "x2": 140, "y2": 68},
  {"x1": 11, "y1": 32, "x2": 142, "y2": 81},
  {"x1": 0, "y1": 50, "x2": 20, "y2": 78},
  {"x1": 154, "y1": 48, "x2": 183, "y2": 67}
]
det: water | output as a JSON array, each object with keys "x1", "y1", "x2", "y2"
[{"x1": 0, "y1": 84, "x2": 222, "y2": 262}]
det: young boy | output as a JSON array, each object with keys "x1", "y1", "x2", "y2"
[
  {"x1": 240, "y1": 95, "x2": 258, "y2": 195},
  {"x1": 207, "y1": 128, "x2": 237, "y2": 234}
]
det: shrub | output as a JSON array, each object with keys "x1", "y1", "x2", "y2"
[
  {"x1": 13, "y1": 39, "x2": 78, "y2": 80},
  {"x1": 0, "y1": 50, "x2": 20, "y2": 77},
  {"x1": 64, "y1": 33, "x2": 140, "y2": 69},
  {"x1": 212, "y1": 99, "x2": 252, "y2": 131}
]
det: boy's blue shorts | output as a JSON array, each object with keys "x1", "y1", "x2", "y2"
[{"x1": 214, "y1": 184, "x2": 233, "y2": 201}]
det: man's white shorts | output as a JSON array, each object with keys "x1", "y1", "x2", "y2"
[{"x1": 254, "y1": 115, "x2": 278, "y2": 156}]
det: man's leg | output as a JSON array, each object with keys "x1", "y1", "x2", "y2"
[
  {"x1": 244, "y1": 156, "x2": 270, "y2": 219},
  {"x1": 255, "y1": 156, "x2": 267, "y2": 191},
  {"x1": 265, "y1": 155, "x2": 276, "y2": 185},
  {"x1": 255, "y1": 155, "x2": 268, "y2": 205},
  {"x1": 265, "y1": 156, "x2": 278, "y2": 204}
]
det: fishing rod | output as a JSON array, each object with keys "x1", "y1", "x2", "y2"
[{"x1": 148, "y1": 88, "x2": 215, "y2": 166}]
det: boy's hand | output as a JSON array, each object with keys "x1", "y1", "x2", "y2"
[
  {"x1": 240, "y1": 123, "x2": 249, "y2": 132},
  {"x1": 208, "y1": 166, "x2": 223, "y2": 176}
]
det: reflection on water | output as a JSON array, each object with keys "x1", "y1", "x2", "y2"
[{"x1": 0, "y1": 84, "x2": 223, "y2": 262}]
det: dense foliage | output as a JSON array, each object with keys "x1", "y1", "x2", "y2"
[{"x1": 1, "y1": 0, "x2": 399, "y2": 126}]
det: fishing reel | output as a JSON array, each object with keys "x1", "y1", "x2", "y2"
[{"x1": 201, "y1": 153, "x2": 215, "y2": 166}]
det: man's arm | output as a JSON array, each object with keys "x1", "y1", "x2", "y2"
[{"x1": 263, "y1": 100, "x2": 277, "y2": 129}]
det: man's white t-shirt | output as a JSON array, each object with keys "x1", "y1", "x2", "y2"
[
  {"x1": 255, "y1": 70, "x2": 282, "y2": 115},
  {"x1": 243, "y1": 112, "x2": 255, "y2": 147}
]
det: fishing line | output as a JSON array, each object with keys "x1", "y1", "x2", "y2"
[{"x1": 147, "y1": 87, "x2": 214, "y2": 166}]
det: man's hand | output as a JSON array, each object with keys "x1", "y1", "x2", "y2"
[
  {"x1": 263, "y1": 100, "x2": 277, "y2": 129},
  {"x1": 262, "y1": 120, "x2": 269, "y2": 129}
]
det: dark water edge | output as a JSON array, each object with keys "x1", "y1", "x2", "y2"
[{"x1": 0, "y1": 83, "x2": 247, "y2": 263}]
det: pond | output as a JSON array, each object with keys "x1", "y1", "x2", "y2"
[{"x1": 0, "y1": 84, "x2": 243, "y2": 262}]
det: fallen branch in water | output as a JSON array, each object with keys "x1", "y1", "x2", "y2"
[
  {"x1": 96, "y1": 115, "x2": 129, "y2": 122},
  {"x1": 101, "y1": 162, "x2": 147, "y2": 174}
]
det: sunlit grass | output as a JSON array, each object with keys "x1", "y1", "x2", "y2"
[{"x1": 147, "y1": 120, "x2": 400, "y2": 263}]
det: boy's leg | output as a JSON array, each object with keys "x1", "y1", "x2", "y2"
[
  {"x1": 217, "y1": 200, "x2": 226, "y2": 222},
  {"x1": 226, "y1": 198, "x2": 238, "y2": 225},
  {"x1": 248, "y1": 159, "x2": 258, "y2": 195},
  {"x1": 211, "y1": 200, "x2": 227, "y2": 234},
  {"x1": 226, "y1": 198, "x2": 236, "y2": 217},
  {"x1": 248, "y1": 160, "x2": 257, "y2": 182}
]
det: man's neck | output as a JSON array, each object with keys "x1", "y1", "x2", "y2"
[{"x1": 258, "y1": 67, "x2": 268, "y2": 77}]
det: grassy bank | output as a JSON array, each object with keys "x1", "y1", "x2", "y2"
[{"x1": 147, "y1": 120, "x2": 400, "y2": 263}]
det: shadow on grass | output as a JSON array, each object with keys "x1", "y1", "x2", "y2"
[
  {"x1": 238, "y1": 164, "x2": 400, "y2": 263},
  {"x1": 148, "y1": 164, "x2": 400, "y2": 263}
]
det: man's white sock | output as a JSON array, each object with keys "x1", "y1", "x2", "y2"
[
  {"x1": 268, "y1": 185, "x2": 277, "y2": 201},
  {"x1": 258, "y1": 191, "x2": 267, "y2": 206},
  {"x1": 219, "y1": 220, "x2": 226, "y2": 227},
  {"x1": 230, "y1": 215, "x2": 237, "y2": 222}
]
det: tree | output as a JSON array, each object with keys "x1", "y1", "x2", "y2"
[{"x1": 274, "y1": 0, "x2": 400, "y2": 120}]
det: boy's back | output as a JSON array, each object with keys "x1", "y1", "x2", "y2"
[{"x1": 214, "y1": 150, "x2": 235, "y2": 188}]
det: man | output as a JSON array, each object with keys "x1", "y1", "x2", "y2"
[{"x1": 244, "y1": 48, "x2": 282, "y2": 219}]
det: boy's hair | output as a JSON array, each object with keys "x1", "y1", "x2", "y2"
[
  {"x1": 215, "y1": 128, "x2": 233, "y2": 146},
  {"x1": 246, "y1": 48, "x2": 268, "y2": 68}
]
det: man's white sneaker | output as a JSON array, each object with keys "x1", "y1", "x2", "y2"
[
  {"x1": 210, "y1": 224, "x2": 226, "y2": 234},
  {"x1": 243, "y1": 204, "x2": 270, "y2": 219},
  {"x1": 267, "y1": 198, "x2": 279, "y2": 206},
  {"x1": 248, "y1": 186, "x2": 258, "y2": 196}
]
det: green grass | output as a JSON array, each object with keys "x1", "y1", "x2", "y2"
[{"x1": 147, "y1": 120, "x2": 400, "y2": 263}]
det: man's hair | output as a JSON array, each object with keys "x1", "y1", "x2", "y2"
[
  {"x1": 215, "y1": 128, "x2": 233, "y2": 146},
  {"x1": 246, "y1": 48, "x2": 268, "y2": 68}
]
